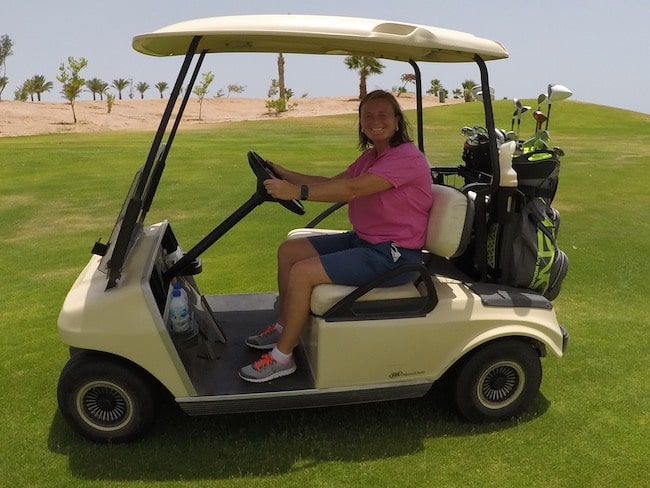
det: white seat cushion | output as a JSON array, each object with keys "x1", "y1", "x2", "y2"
[
  {"x1": 310, "y1": 282, "x2": 421, "y2": 316},
  {"x1": 286, "y1": 228, "x2": 347, "y2": 239},
  {"x1": 425, "y1": 184, "x2": 473, "y2": 258}
]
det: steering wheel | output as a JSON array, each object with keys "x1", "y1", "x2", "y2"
[{"x1": 247, "y1": 150, "x2": 305, "y2": 215}]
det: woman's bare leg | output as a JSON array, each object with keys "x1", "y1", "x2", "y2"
[
  {"x1": 275, "y1": 255, "x2": 332, "y2": 354},
  {"x1": 276, "y1": 238, "x2": 320, "y2": 323}
]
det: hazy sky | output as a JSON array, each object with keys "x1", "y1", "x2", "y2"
[{"x1": 2, "y1": 0, "x2": 648, "y2": 114}]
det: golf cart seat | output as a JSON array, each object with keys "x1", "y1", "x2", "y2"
[{"x1": 287, "y1": 184, "x2": 474, "y2": 317}]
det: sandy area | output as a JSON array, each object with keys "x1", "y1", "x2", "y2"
[{"x1": 0, "y1": 94, "x2": 456, "y2": 138}]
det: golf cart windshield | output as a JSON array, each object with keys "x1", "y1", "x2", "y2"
[{"x1": 99, "y1": 15, "x2": 508, "y2": 289}]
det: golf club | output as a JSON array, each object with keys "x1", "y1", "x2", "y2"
[
  {"x1": 511, "y1": 99, "x2": 531, "y2": 137},
  {"x1": 533, "y1": 110, "x2": 548, "y2": 131},
  {"x1": 472, "y1": 85, "x2": 494, "y2": 102},
  {"x1": 517, "y1": 103, "x2": 530, "y2": 138},
  {"x1": 545, "y1": 84, "x2": 572, "y2": 130},
  {"x1": 511, "y1": 98, "x2": 519, "y2": 131}
]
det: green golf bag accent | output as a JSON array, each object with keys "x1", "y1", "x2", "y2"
[{"x1": 487, "y1": 197, "x2": 568, "y2": 300}]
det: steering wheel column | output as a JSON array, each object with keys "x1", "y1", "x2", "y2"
[{"x1": 164, "y1": 151, "x2": 305, "y2": 279}]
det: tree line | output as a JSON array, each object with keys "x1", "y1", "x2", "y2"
[{"x1": 1, "y1": 34, "x2": 480, "y2": 123}]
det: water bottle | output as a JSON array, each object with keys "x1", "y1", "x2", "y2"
[
  {"x1": 169, "y1": 282, "x2": 190, "y2": 332},
  {"x1": 498, "y1": 140, "x2": 518, "y2": 187}
]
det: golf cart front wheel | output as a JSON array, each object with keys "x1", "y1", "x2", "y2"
[
  {"x1": 453, "y1": 339, "x2": 542, "y2": 423},
  {"x1": 57, "y1": 352, "x2": 160, "y2": 443}
]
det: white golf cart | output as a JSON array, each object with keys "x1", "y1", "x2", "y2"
[{"x1": 56, "y1": 15, "x2": 569, "y2": 443}]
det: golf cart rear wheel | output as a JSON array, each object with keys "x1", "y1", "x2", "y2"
[
  {"x1": 453, "y1": 339, "x2": 542, "y2": 423},
  {"x1": 57, "y1": 353, "x2": 160, "y2": 443}
]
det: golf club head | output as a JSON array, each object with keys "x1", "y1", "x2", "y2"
[
  {"x1": 473, "y1": 86, "x2": 494, "y2": 101},
  {"x1": 537, "y1": 93, "x2": 547, "y2": 107},
  {"x1": 495, "y1": 128, "x2": 506, "y2": 146},
  {"x1": 461, "y1": 126, "x2": 474, "y2": 137},
  {"x1": 533, "y1": 110, "x2": 548, "y2": 131},
  {"x1": 547, "y1": 84, "x2": 573, "y2": 102},
  {"x1": 515, "y1": 105, "x2": 531, "y2": 137},
  {"x1": 522, "y1": 130, "x2": 550, "y2": 153},
  {"x1": 533, "y1": 111, "x2": 547, "y2": 123}
]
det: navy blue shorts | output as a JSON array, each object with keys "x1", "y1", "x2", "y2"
[{"x1": 308, "y1": 231, "x2": 422, "y2": 287}]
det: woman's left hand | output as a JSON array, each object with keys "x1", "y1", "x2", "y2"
[{"x1": 264, "y1": 178, "x2": 299, "y2": 201}]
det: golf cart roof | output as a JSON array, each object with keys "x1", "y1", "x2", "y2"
[{"x1": 132, "y1": 14, "x2": 508, "y2": 62}]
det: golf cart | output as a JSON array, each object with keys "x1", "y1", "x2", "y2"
[{"x1": 56, "y1": 15, "x2": 569, "y2": 443}]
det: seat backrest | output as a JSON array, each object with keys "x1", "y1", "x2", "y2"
[{"x1": 424, "y1": 184, "x2": 474, "y2": 258}]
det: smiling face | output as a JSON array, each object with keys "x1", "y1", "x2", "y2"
[{"x1": 359, "y1": 98, "x2": 399, "y2": 153}]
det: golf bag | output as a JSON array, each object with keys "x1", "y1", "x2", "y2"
[
  {"x1": 461, "y1": 135, "x2": 492, "y2": 175},
  {"x1": 486, "y1": 148, "x2": 568, "y2": 300}
]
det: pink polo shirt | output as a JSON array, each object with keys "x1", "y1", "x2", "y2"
[{"x1": 346, "y1": 142, "x2": 433, "y2": 249}]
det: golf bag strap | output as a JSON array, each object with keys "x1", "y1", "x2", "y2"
[{"x1": 473, "y1": 192, "x2": 490, "y2": 279}]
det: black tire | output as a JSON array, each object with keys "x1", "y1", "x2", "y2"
[
  {"x1": 57, "y1": 352, "x2": 160, "y2": 443},
  {"x1": 68, "y1": 346, "x2": 84, "y2": 358},
  {"x1": 452, "y1": 339, "x2": 542, "y2": 423}
]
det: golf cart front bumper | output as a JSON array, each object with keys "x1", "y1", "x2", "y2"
[{"x1": 560, "y1": 324, "x2": 569, "y2": 353}]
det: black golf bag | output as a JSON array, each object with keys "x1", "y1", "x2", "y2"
[{"x1": 458, "y1": 141, "x2": 569, "y2": 300}]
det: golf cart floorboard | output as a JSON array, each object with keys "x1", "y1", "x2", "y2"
[{"x1": 173, "y1": 293, "x2": 315, "y2": 397}]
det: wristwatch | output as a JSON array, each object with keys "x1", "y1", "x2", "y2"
[{"x1": 300, "y1": 184, "x2": 309, "y2": 201}]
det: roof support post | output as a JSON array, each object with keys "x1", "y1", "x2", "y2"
[{"x1": 408, "y1": 59, "x2": 425, "y2": 153}]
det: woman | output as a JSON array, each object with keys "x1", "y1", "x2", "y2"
[{"x1": 239, "y1": 89, "x2": 433, "y2": 383}]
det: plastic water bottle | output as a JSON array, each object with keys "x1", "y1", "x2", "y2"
[
  {"x1": 498, "y1": 140, "x2": 518, "y2": 187},
  {"x1": 169, "y1": 282, "x2": 190, "y2": 332}
]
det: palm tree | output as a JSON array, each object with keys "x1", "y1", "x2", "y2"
[
  {"x1": 0, "y1": 34, "x2": 14, "y2": 101},
  {"x1": 23, "y1": 78, "x2": 36, "y2": 101},
  {"x1": 0, "y1": 76, "x2": 8, "y2": 100},
  {"x1": 111, "y1": 78, "x2": 130, "y2": 100},
  {"x1": 29, "y1": 75, "x2": 53, "y2": 101},
  {"x1": 277, "y1": 53, "x2": 286, "y2": 102},
  {"x1": 427, "y1": 79, "x2": 443, "y2": 97},
  {"x1": 462, "y1": 79, "x2": 477, "y2": 102},
  {"x1": 344, "y1": 56, "x2": 385, "y2": 99},
  {"x1": 86, "y1": 77, "x2": 108, "y2": 101},
  {"x1": 154, "y1": 81, "x2": 168, "y2": 99},
  {"x1": 135, "y1": 81, "x2": 149, "y2": 99}
]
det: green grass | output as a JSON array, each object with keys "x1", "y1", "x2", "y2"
[{"x1": 1, "y1": 100, "x2": 648, "y2": 487}]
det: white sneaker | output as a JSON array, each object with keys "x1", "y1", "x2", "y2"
[{"x1": 239, "y1": 353, "x2": 296, "y2": 383}]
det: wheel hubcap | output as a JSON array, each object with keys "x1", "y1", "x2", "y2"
[
  {"x1": 477, "y1": 360, "x2": 525, "y2": 409},
  {"x1": 76, "y1": 381, "x2": 133, "y2": 431}
]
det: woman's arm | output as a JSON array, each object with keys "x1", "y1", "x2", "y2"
[
  {"x1": 264, "y1": 172, "x2": 391, "y2": 203},
  {"x1": 267, "y1": 161, "x2": 335, "y2": 184}
]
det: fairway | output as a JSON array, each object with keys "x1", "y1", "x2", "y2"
[{"x1": 0, "y1": 100, "x2": 648, "y2": 487}]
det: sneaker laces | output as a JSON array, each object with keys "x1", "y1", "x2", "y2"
[
  {"x1": 253, "y1": 353, "x2": 275, "y2": 371},
  {"x1": 258, "y1": 325, "x2": 278, "y2": 337}
]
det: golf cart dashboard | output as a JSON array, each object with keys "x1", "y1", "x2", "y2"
[{"x1": 149, "y1": 224, "x2": 183, "y2": 314}]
